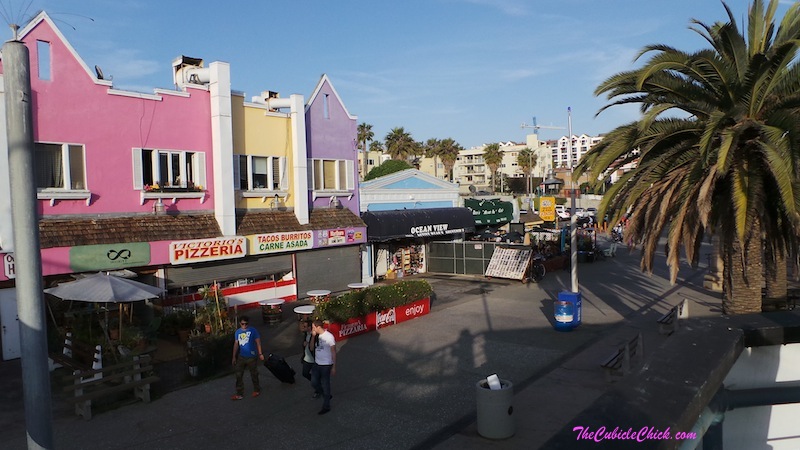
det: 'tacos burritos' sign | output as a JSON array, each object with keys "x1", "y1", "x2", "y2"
[{"x1": 249, "y1": 231, "x2": 313, "y2": 255}]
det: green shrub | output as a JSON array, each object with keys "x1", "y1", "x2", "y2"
[{"x1": 316, "y1": 280, "x2": 432, "y2": 323}]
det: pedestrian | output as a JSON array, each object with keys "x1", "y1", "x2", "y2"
[
  {"x1": 310, "y1": 319, "x2": 336, "y2": 415},
  {"x1": 231, "y1": 315, "x2": 264, "y2": 400},
  {"x1": 300, "y1": 319, "x2": 316, "y2": 383}
]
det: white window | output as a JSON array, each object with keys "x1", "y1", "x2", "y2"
[
  {"x1": 308, "y1": 158, "x2": 354, "y2": 191},
  {"x1": 35, "y1": 142, "x2": 85, "y2": 190},
  {"x1": 132, "y1": 148, "x2": 206, "y2": 190},
  {"x1": 233, "y1": 155, "x2": 287, "y2": 191}
]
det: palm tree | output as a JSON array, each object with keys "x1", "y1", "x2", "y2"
[
  {"x1": 483, "y1": 143, "x2": 503, "y2": 192},
  {"x1": 357, "y1": 123, "x2": 374, "y2": 180},
  {"x1": 439, "y1": 138, "x2": 462, "y2": 182},
  {"x1": 385, "y1": 127, "x2": 416, "y2": 161},
  {"x1": 424, "y1": 138, "x2": 442, "y2": 177},
  {"x1": 575, "y1": 0, "x2": 800, "y2": 314},
  {"x1": 516, "y1": 148, "x2": 537, "y2": 196}
]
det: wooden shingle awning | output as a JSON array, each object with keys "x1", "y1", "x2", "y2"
[
  {"x1": 37, "y1": 209, "x2": 365, "y2": 250},
  {"x1": 39, "y1": 214, "x2": 221, "y2": 249},
  {"x1": 236, "y1": 208, "x2": 365, "y2": 236}
]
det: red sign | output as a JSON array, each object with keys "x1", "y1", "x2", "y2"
[
  {"x1": 395, "y1": 298, "x2": 430, "y2": 324},
  {"x1": 327, "y1": 316, "x2": 374, "y2": 341},
  {"x1": 326, "y1": 298, "x2": 431, "y2": 341}
]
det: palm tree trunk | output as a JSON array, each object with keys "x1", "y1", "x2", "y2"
[
  {"x1": 722, "y1": 224, "x2": 763, "y2": 315},
  {"x1": 763, "y1": 242, "x2": 787, "y2": 311},
  {"x1": 362, "y1": 145, "x2": 368, "y2": 180}
]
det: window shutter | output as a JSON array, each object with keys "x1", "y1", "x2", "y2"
[
  {"x1": 346, "y1": 160, "x2": 354, "y2": 190},
  {"x1": 279, "y1": 157, "x2": 288, "y2": 190},
  {"x1": 307, "y1": 158, "x2": 315, "y2": 190},
  {"x1": 195, "y1": 152, "x2": 206, "y2": 189},
  {"x1": 132, "y1": 148, "x2": 143, "y2": 190},
  {"x1": 232, "y1": 154, "x2": 241, "y2": 190}
]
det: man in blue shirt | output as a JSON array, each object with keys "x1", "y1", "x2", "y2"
[{"x1": 231, "y1": 315, "x2": 264, "y2": 400}]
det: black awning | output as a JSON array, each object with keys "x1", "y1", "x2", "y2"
[{"x1": 362, "y1": 208, "x2": 476, "y2": 242}]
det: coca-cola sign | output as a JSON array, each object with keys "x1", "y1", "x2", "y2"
[{"x1": 376, "y1": 308, "x2": 396, "y2": 329}]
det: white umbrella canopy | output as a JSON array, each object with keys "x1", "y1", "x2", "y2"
[
  {"x1": 45, "y1": 273, "x2": 164, "y2": 343},
  {"x1": 44, "y1": 273, "x2": 163, "y2": 303}
]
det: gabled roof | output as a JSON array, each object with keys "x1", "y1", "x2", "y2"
[
  {"x1": 13, "y1": 11, "x2": 111, "y2": 87},
  {"x1": 305, "y1": 73, "x2": 356, "y2": 120},
  {"x1": 360, "y1": 169, "x2": 459, "y2": 191}
]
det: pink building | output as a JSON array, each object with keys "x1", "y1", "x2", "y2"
[{"x1": 0, "y1": 12, "x2": 364, "y2": 361}]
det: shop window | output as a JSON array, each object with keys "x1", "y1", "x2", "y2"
[
  {"x1": 132, "y1": 148, "x2": 206, "y2": 190},
  {"x1": 35, "y1": 142, "x2": 86, "y2": 190}
]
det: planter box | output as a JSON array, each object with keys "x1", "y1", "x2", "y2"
[
  {"x1": 326, "y1": 298, "x2": 431, "y2": 341},
  {"x1": 543, "y1": 255, "x2": 568, "y2": 272}
]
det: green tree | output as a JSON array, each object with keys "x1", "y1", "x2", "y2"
[
  {"x1": 357, "y1": 123, "x2": 374, "y2": 179},
  {"x1": 576, "y1": 0, "x2": 800, "y2": 314},
  {"x1": 482, "y1": 143, "x2": 503, "y2": 192},
  {"x1": 439, "y1": 138, "x2": 462, "y2": 182},
  {"x1": 516, "y1": 148, "x2": 537, "y2": 196},
  {"x1": 385, "y1": 127, "x2": 416, "y2": 161},
  {"x1": 364, "y1": 159, "x2": 413, "y2": 181}
]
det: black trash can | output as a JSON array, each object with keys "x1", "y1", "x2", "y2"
[{"x1": 476, "y1": 378, "x2": 515, "y2": 439}]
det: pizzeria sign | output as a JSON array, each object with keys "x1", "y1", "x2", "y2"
[{"x1": 170, "y1": 237, "x2": 247, "y2": 265}]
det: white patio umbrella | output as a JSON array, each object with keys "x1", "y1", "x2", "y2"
[{"x1": 45, "y1": 273, "x2": 164, "y2": 339}]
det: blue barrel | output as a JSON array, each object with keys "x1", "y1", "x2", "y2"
[{"x1": 554, "y1": 291, "x2": 582, "y2": 331}]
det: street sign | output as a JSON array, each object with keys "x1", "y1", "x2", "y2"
[{"x1": 539, "y1": 196, "x2": 556, "y2": 221}]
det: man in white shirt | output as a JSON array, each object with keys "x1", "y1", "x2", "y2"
[{"x1": 311, "y1": 319, "x2": 336, "y2": 415}]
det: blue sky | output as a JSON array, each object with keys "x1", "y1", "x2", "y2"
[{"x1": 7, "y1": 0, "x2": 795, "y2": 148}]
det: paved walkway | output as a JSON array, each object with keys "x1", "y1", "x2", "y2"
[{"x1": 0, "y1": 236, "x2": 722, "y2": 449}]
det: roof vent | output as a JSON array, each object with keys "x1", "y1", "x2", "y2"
[{"x1": 172, "y1": 55, "x2": 209, "y2": 89}]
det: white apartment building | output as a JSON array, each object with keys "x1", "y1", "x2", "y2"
[
  {"x1": 362, "y1": 132, "x2": 605, "y2": 191},
  {"x1": 452, "y1": 134, "x2": 555, "y2": 194},
  {"x1": 550, "y1": 134, "x2": 604, "y2": 169}
]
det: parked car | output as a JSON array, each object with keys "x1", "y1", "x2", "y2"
[
  {"x1": 555, "y1": 205, "x2": 570, "y2": 219},
  {"x1": 586, "y1": 207, "x2": 598, "y2": 217},
  {"x1": 574, "y1": 207, "x2": 586, "y2": 218}
]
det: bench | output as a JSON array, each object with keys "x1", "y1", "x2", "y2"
[
  {"x1": 657, "y1": 299, "x2": 689, "y2": 335},
  {"x1": 64, "y1": 355, "x2": 159, "y2": 420},
  {"x1": 601, "y1": 333, "x2": 644, "y2": 382},
  {"x1": 49, "y1": 332, "x2": 103, "y2": 378}
]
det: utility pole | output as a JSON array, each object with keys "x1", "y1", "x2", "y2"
[{"x1": 5, "y1": 29, "x2": 54, "y2": 448}]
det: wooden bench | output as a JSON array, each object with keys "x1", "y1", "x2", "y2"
[
  {"x1": 601, "y1": 333, "x2": 644, "y2": 382},
  {"x1": 49, "y1": 332, "x2": 102, "y2": 378},
  {"x1": 64, "y1": 355, "x2": 159, "y2": 420},
  {"x1": 657, "y1": 299, "x2": 689, "y2": 335}
]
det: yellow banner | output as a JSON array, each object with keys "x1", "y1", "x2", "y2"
[{"x1": 539, "y1": 197, "x2": 556, "y2": 221}]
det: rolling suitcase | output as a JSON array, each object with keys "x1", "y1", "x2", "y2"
[{"x1": 264, "y1": 353, "x2": 296, "y2": 384}]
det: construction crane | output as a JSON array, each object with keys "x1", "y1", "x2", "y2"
[
  {"x1": 520, "y1": 116, "x2": 565, "y2": 133},
  {"x1": 519, "y1": 117, "x2": 565, "y2": 201}
]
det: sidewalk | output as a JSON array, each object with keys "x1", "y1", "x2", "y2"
[{"x1": 0, "y1": 238, "x2": 722, "y2": 449}]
